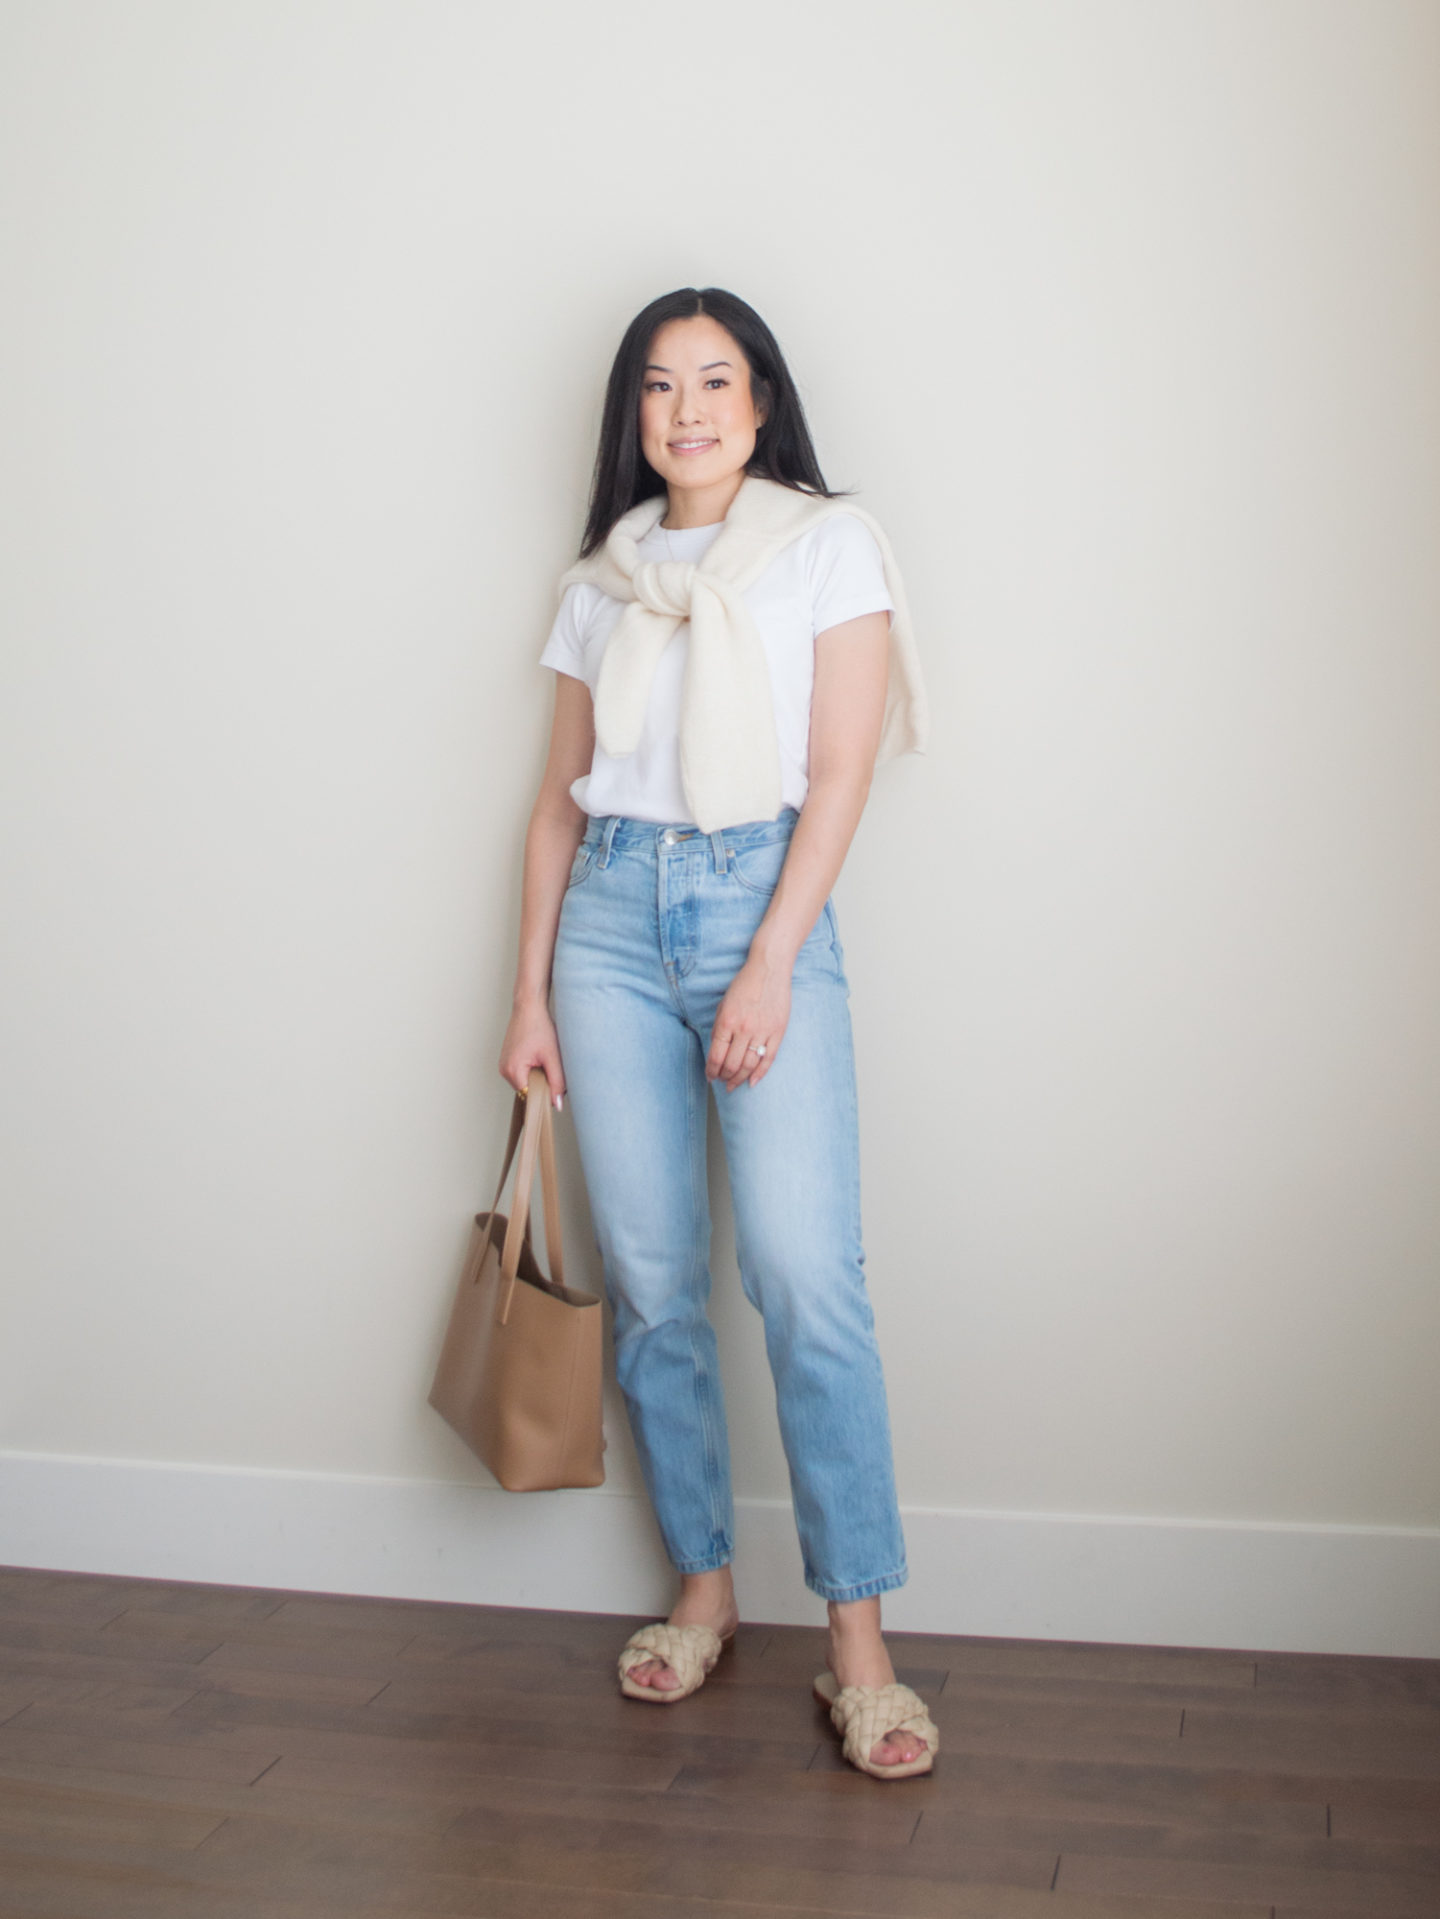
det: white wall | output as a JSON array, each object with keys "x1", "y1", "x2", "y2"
[{"x1": 2, "y1": 0, "x2": 1437, "y2": 1653}]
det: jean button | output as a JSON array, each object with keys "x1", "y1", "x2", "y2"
[{"x1": 662, "y1": 830, "x2": 677, "y2": 846}]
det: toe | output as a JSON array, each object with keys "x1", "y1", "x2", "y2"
[
  {"x1": 871, "y1": 1730, "x2": 928, "y2": 1767},
  {"x1": 630, "y1": 1656, "x2": 678, "y2": 1689}
]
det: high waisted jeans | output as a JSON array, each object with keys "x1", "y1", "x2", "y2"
[{"x1": 551, "y1": 807, "x2": 907, "y2": 1603}]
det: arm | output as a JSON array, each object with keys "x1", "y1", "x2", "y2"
[
  {"x1": 498, "y1": 672, "x2": 595, "y2": 1106},
  {"x1": 706, "y1": 609, "x2": 890, "y2": 1091}
]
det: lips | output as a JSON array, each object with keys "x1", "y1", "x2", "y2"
[{"x1": 669, "y1": 439, "x2": 718, "y2": 454}]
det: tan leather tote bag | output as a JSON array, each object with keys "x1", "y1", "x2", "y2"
[{"x1": 429, "y1": 1070, "x2": 605, "y2": 1490}]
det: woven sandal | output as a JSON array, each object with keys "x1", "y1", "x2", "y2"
[
  {"x1": 812, "y1": 1669, "x2": 938, "y2": 1779},
  {"x1": 617, "y1": 1621, "x2": 734, "y2": 1703}
]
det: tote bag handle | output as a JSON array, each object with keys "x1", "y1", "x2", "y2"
[{"x1": 491, "y1": 1069, "x2": 565, "y2": 1324}]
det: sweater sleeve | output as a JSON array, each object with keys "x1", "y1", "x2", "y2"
[{"x1": 805, "y1": 514, "x2": 895, "y2": 637}]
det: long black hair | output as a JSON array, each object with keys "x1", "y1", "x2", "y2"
[{"x1": 578, "y1": 287, "x2": 845, "y2": 558}]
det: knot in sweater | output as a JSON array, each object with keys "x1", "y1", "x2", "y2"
[
  {"x1": 556, "y1": 475, "x2": 928, "y2": 833},
  {"x1": 630, "y1": 559, "x2": 699, "y2": 620}
]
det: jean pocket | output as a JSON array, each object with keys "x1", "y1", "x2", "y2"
[
  {"x1": 567, "y1": 844, "x2": 596, "y2": 889},
  {"x1": 823, "y1": 899, "x2": 849, "y2": 984},
  {"x1": 728, "y1": 839, "x2": 789, "y2": 896}
]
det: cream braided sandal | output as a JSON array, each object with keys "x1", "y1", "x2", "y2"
[
  {"x1": 617, "y1": 1621, "x2": 733, "y2": 1703},
  {"x1": 813, "y1": 1669, "x2": 938, "y2": 1779}
]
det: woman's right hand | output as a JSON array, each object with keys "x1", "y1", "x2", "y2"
[{"x1": 499, "y1": 1000, "x2": 565, "y2": 1110}]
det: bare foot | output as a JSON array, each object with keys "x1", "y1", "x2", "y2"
[
  {"x1": 826, "y1": 1596, "x2": 930, "y2": 1768},
  {"x1": 626, "y1": 1567, "x2": 740, "y2": 1693}
]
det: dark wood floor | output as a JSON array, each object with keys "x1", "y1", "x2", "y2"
[{"x1": 0, "y1": 1565, "x2": 1436, "y2": 1916}]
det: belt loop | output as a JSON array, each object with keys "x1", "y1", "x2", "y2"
[
  {"x1": 710, "y1": 829, "x2": 727, "y2": 875},
  {"x1": 598, "y1": 816, "x2": 620, "y2": 868}
]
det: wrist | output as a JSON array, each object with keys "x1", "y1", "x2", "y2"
[
  {"x1": 511, "y1": 982, "x2": 551, "y2": 1017},
  {"x1": 747, "y1": 923, "x2": 799, "y2": 973}
]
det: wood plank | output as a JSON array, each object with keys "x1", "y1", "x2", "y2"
[
  {"x1": 190, "y1": 1665, "x2": 389, "y2": 1709},
  {"x1": 919, "y1": 1806, "x2": 1440, "y2": 1874},
  {"x1": 1179, "y1": 1703, "x2": 1440, "y2": 1776},
  {"x1": 97, "y1": 1613, "x2": 414, "y2": 1661},
  {"x1": 1180, "y1": 1688, "x2": 1440, "y2": 1734},
  {"x1": 1330, "y1": 1802, "x2": 1440, "y2": 1845},
  {"x1": 803, "y1": 1742, "x2": 1388, "y2": 1816},
  {"x1": 809, "y1": 1707, "x2": 1433, "y2": 1780},
  {"x1": 0, "y1": 1688, "x2": 43, "y2": 1728},
  {"x1": 442, "y1": 1782, "x2": 923, "y2": 1849},
  {"x1": 934, "y1": 1664, "x2": 1438, "y2": 1725},
  {"x1": 0, "y1": 1617, "x2": 225, "y2": 1668},
  {"x1": 671, "y1": 1759, "x2": 1327, "y2": 1836},
  {"x1": 163, "y1": 1686, "x2": 820, "y2": 1770},
  {"x1": 0, "y1": 1841, "x2": 1271, "y2": 1919},
  {"x1": 358, "y1": 1668, "x2": 881, "y2": 1736},
  {"x1": 1278, "y1": 1908, "x2": 1440, "y2": 1919},
  {"x1": 12, "y1": 1696, "x2": 722, "y2": 1775},
  {"x1": 0, "y1": 1641, "x2": 387, "y2": 1707},
  {"x1": 257, "y1": 1742, "x2": 779, "y2": 1796},
  {"x1": 365, "y1": 1661, "x2": 656, "y2": 1707},
  {"x1": 379, "y1": 1630, "x2": 828, "y2": 1694},
  {"x1": 0, "y1": 1727, "x2": 278, "y2": 1786},
  {"x1": 186, "y1": 1810, "x2": 1265, "y2": 1913},
  {"x1": 0, "y1": 1588, "x2": 127, "y2": 1630},
  {"x1": 394, "y1": 1609, "x2": 668, "y2": 1661},
  {"x1": 0, "y1": 1851, "x2": 221, "y2": 1918},
  {"x1": 0, "y1": 1797, "x2": 1297, "y2": 1919},
  {"x1": 262, "y1": 1594, "x2": 590, "y2": 1638},
  {"x1": 1057, "y1": 1845, "x2": 1440, "y2": 1913},
  {"x1": 4, "y1": 1684, "x2": 200, "y2": 1723},
  {"x1": 757, "y1": 1628, "x2": 1259, "y2": 1692},
  {"x1": 0, "y1": 1751, "x2": 468, "y2": 1835},
  {"x1": 1257, "y1": 1651, "x2": 1440, "y2": 1708},
  {"x1": 0, "y1": 1568, "x2": 285, "y2": 1623},
  {"x1": 1324, "y1": 1776, "x2": 1440, "y2": 1814},
  {"x1": 633, "y1": 1855, "x2": 1261, "y2": 1919},
  {"x1": 195, "y1": 1638, "x2": 422, "y2": 1681},
  {"x1": 195, "y1": 1808, "x2": 1047, "y2": 1901},
  {"x1": 0, "y1": 1775, "x2": 225, "y2": 1849}
]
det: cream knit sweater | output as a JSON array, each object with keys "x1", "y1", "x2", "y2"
[{"x1": 556, "y1": 474, "x2": 928, "y2": 833}]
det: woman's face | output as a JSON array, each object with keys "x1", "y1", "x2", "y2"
[{"x1": 638, "y1": 316, "x2": 766, "y2": 503}]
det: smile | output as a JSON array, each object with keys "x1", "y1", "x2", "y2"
[{"x1": 669, "y1": 439, "x2": 718, "y2": 454}]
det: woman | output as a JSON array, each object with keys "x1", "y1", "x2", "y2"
[{"x1": 499, "y1": 287, "x2": 935, "y2": 1779}]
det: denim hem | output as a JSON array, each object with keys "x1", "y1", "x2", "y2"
[
  {"x1": 670, "y1": 1550, "x2": 734, "y2": 1575},
  {"x1": 805, "y1": 1565, "x2": 909, "y2": 1603}
]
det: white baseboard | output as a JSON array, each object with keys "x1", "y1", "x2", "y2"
[{"x1": 1, "y1": 1450, "x2": 1435, "y2": 1658}]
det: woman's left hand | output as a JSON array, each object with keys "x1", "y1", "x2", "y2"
[{"x1": 707, "y1": 952, "x2": 792, "y2": 1091}]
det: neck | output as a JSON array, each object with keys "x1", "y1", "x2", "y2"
[{"x1": 660, "y1": 469, "x2": 747, "y2": 531}]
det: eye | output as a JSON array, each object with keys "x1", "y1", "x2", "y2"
[
  {"x1": 644, "y1": 379, "x2": 671, "y2": 393},
  {"x1": 705, "y1": 377, "x2": 728, "y2": 389}
]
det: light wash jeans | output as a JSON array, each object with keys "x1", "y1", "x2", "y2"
[{"x1": 551, "y1": 807, "x2": 907, "y2": 1603}]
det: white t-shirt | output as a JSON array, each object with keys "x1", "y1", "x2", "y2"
[{"x1": 539, "y1": 510, "x2": 894, "y2": 825}]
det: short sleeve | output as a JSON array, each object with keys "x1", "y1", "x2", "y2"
[
  {"x1": 805, "y1": 514, "x2": 895, "y2": 637},
  {"x1": 539, "y1": 582, "x2": 594, "y2": 683}
]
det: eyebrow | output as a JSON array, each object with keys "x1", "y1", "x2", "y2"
[{"x1": 644, "y1": 360, "x2": 733, "y2": 373}]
